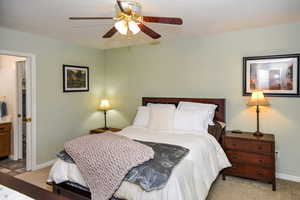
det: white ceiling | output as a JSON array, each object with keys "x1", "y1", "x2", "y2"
[{"x1": 1, "y1": 0, "x2": 300, "y2": 49}]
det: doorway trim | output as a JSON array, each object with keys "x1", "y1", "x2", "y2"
[{"x1": 0, "y1": 50, "x2": 37, "y2": 171}]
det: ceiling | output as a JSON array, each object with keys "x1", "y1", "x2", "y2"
[{"x1": 1, "y1": 0, "x2": 300, "y2": 49}]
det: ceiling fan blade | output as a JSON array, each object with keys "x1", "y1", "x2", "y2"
[
  {"x1": 102, "y1": 27, "x2": 118, "y2": 38},
  {"x1": 142, "y1": 16, "x2": 183, "y2": 25},
  {"x1": 69, "y1": 17, "x2": 113, "y2": 20},
  {"x1": 138, "y1": 24, "x2": 161, "y2": 39},
  {"x1": 116, "y1": 0, "x2": 132, "y2": 15},
  {"x1": 116, "y1": 0, "x2": 125, "y2": 13}
]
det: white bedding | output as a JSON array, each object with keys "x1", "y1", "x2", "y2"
[{"x1": 48, "y1": 126, "x2": 231, "y2": 200}]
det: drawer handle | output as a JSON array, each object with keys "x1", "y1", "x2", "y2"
[
  {"x1": 257, "y1": 146, "x2": 262, "y2": 150},
  {"x1": 258, "y1": 159, "x2": 263, "y2": 163}
]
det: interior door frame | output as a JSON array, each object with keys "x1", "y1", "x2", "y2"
[{"x1": 0, "y1": 50, "x2": 37, "y2": 171}]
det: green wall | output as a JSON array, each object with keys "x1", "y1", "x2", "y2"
[
  {"x1": 0, "y1": 27, "x2": 106, "y2": 165},
  {"x1": 104, "y1": 22, "x2": 300, "y2": 177}
]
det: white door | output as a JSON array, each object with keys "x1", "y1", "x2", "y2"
[
  {"x1": 16, "y1": 61, "x2": 25, "y2": 160},
  {"x1": 16, "y1": 59, "x2": 33, "y2": 170}
]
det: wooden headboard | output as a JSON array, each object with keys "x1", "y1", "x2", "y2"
[{"x1": 142, "y1": 97, "x2": 226, "y2": 123}]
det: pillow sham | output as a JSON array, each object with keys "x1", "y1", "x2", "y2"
[
  {"x1": 133, "y1": 106, "x2": 150, "y2": 127},
  {"x1": 173, "y1": 109, "x2": 209, "y2": 133},
  {"x1": 148, "y1": 106, "x2": 175, "y2": 131},
  {"x1": 178, "y1": 101, "x2": 217, "y2": 125}
]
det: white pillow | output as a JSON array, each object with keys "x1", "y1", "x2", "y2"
[
  {"x1": 132, "y1": 106, "x2": 150, "y2": 127},
  {"x1": 173, "y1": 109, "x2": 209, "y2": 133},
  {"x1": 148, "y1": 107, "x2": 175, "y2": 131},
  {"x1": 147, "y1": 103, "x2": 176, "y2": 109},
  {"x1": 178, "y1": 101, "x2": 217, "y2": 125}
]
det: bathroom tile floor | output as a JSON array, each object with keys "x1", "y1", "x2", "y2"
[{"x1": 0, "y1": 158, "x2": 26, "y2": 176}]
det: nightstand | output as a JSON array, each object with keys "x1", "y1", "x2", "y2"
[
  {"x1": 222, "y1": 131, "x2": 276, "y2": 191},
  {"x1": 90, "y1": 128, "x2": 122, "y2": 134}
]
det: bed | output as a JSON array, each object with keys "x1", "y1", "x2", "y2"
[{"x1": 48, "y1": 97, "x2": 230, "y2": 200}]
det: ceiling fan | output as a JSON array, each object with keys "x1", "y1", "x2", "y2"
[{"x1": 69, "y1": 0, "x2": 183, "y2": 39}]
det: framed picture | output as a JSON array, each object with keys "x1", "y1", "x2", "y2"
[
  {"x1": 63, "y1": 65, "x2": 89, "y2": 92},
  {"x1": 243, "y1": 54, "x2": 300, "y2": 97}
]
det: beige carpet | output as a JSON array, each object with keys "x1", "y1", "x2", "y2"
[
  {"x1": 15, "y1": 167, "x2": 300, "y2": 200},
  {"x1": 15, "y1": 167, "x2": 52, "y2": 191},
  {"x1": 207, "y1": 176, "x2": 300, "y2": 200}
]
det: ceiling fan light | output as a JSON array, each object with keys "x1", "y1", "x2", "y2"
[
  {"x1": 128, "y1": 21, "x2": 140, "y2": 34},
  {"x1": 114, "y1": 20, "x2": 128, "y2": 35}
]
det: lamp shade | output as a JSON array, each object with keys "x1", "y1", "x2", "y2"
[
  {"x1": 99, "y1": 99, "x2": 111, "y2": 110},
  {"x1": 247, "y1": 90, "x2": 269, "y2": 106}
]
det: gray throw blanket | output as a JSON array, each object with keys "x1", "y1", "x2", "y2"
[
  {"x1": 58, "y1": 139, "x2": 189, "y2": 193},
  {"x1": 64, "y1": 133, "x2": 154, "y2": 200}
]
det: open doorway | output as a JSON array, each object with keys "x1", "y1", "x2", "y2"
[
  {"x1": 0, "y1": 52, "x2": 36, "y2": 175},
  {"x1": 0, "y1": 55, "x2": 27, "y2": 176}
]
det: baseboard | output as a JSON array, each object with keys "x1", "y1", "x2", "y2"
[
  {"x1": 9, "y1": 155, "x2": 17, "y2": 161},
  {"x1": 276, "y1": 173, "x2": 300, "y2": 182},
  {"x1": 34, "y1": 159, "x2": 57, "y2": 171}
]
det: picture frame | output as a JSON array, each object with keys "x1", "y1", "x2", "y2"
[
  {"x1": 243, "y1": 54, "x2": 300, "y2": 97},
  {"x1": 63, "y1": 65, "x2": 89, "y2": 92}
]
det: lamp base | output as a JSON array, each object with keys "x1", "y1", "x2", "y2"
[
  {"x1": 102, "y1": 127, "x2": 109, "y2": 130},
  {"x1": 253, "y1": 131, "x2": 264, "y2": 137}
]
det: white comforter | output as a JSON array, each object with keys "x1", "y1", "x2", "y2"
[{"x1": 48, "y1": 126, "x2": 231, "y2": 200}]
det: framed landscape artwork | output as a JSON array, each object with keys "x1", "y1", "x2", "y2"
[
  {"x1": 243, "y1": 54, "x2": 300, "y2": 97},
  {"x1": 63, "y1": 65, "x2": 89, "y2": 92}
]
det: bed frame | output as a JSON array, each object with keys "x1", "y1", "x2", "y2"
[{"x1": 52, "y1": 97, "x2": 226, "y2": 200}]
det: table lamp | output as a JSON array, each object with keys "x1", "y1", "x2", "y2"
[
  {"x1": 98, "y1": 99, "x2": 112, "y2": 130},
  {"x1": 247, "y1": 90, "x2": 269, "y2": 137}
]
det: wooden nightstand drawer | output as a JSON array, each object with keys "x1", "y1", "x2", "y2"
[
  {"x1": 224, "y1": 138, "x2": 272, "y2": 154},
  {"x1": 0, "y1": 123, "x2": 11, "y2": 133},
  {"x1": 226, "y1": 150, "x2": 273, "y2": 167},
  {"x1": 225, "y1": 163, "x2": 273, "y2": 182}
]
